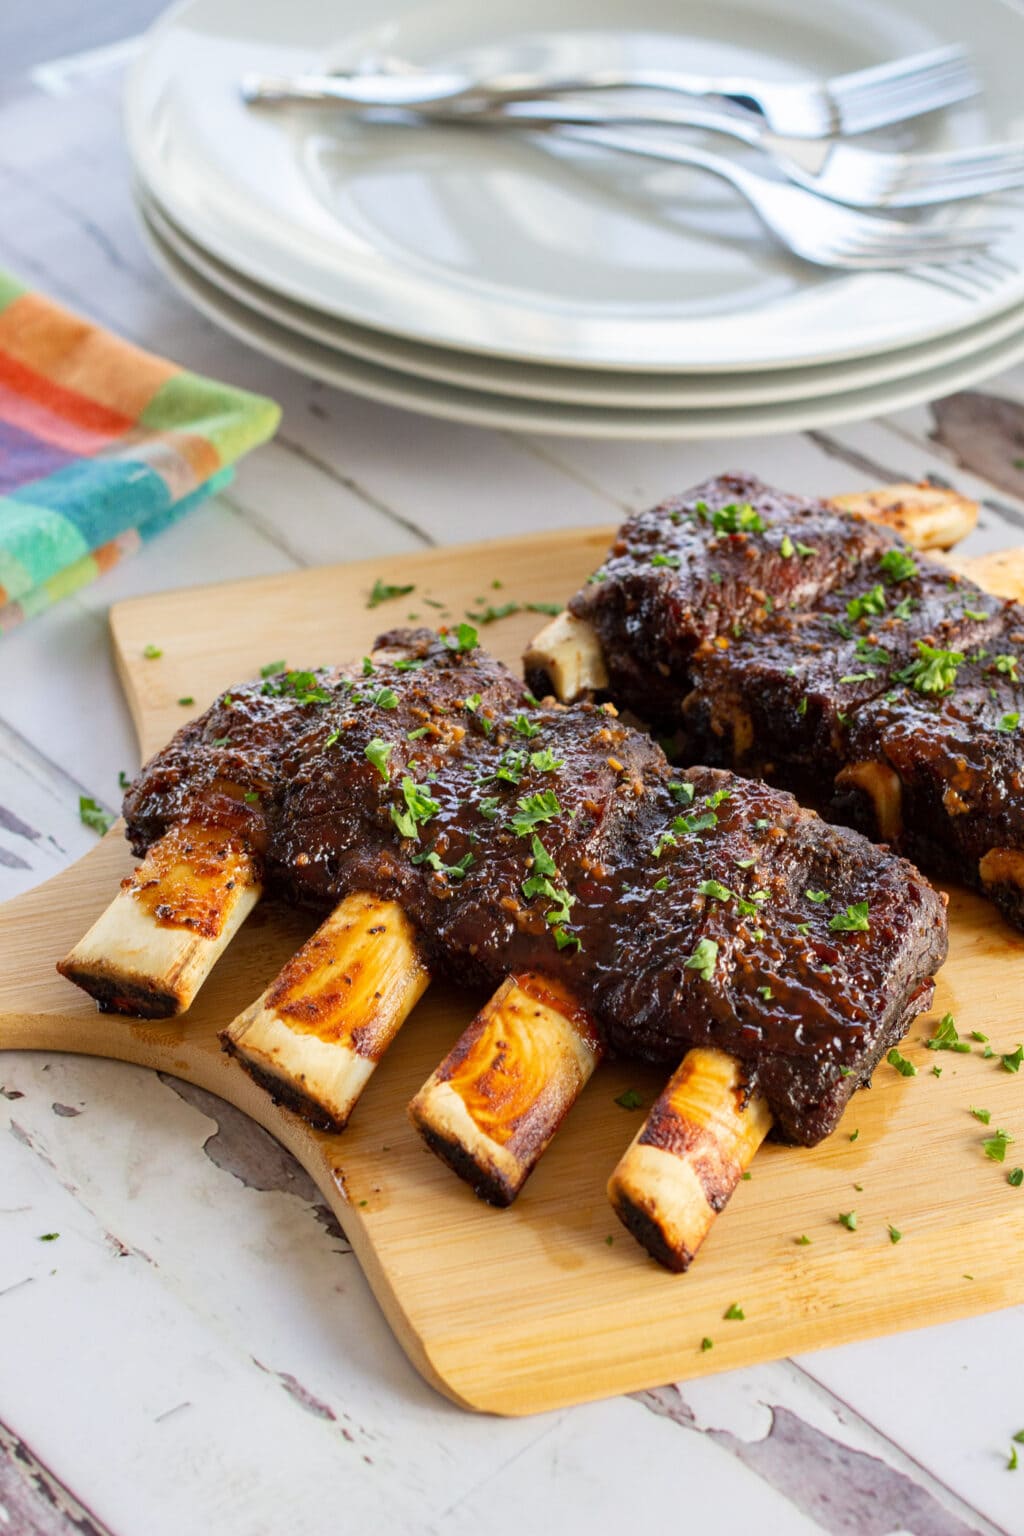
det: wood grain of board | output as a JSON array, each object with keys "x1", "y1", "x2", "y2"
[{"x1": 2, "y1": 528, "x2": 1023, "y2": 1417}]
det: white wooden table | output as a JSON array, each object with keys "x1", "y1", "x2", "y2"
[{"x1": 2, "y1": 26, "x2": 1024, "y2": 1536}]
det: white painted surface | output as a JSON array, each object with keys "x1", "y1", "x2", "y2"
[{"x1": 1, "y1": 33, "x2": 1023, "y2": 1536}]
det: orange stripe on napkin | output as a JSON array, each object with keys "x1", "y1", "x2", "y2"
[
  {"x1": 0, "y1": 294, "x2": 179, "y2": 418},
  {"x1": 0, "y1": 352, "x2": 132, "y2": 445}
]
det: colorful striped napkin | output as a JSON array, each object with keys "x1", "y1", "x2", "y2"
[{"x1": 0, "y1": 270, "x2": 280, "y2": 634}]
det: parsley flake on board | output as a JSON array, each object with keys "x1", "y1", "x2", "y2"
[
  {"x1": 1004, "y1": 1044, "x2": 1024, "y2": 1073},
  {"x1": 723, "y1": 1302, "x2": 745, "y2": 1320},
  {"x1": 1009, "y1": 1168, "x2": 1023, "y2": 1187},
  {"x1": 615, "y1": 1089, "x2": 643, "y2": 1110},
  {"x1": 177, "y1": 696, "x2": 194, "y2": 707},
  {"x1": 38, "y1": 1232, "x2": 59, "y2": 1242},
  {"x1": 838, "y1": 1211, "x2": 858, "y2": 1231},
  {"x1": 79, "y1": 797, "x2": 113, "y2": 835},
  {"x1": 796, "y1": 1234, "x2": 811, "y2": 1245},
  {"x1": 368, "y1": 578, "x2": 415, "y2": 608},
  {"x1": 879, "y1": 549, "x2": 918, "y2": 584},
  {"x1": 971, "y1": 1107, "x2": 992, "y2": 1124},
  {"x1": 701, "y1": 1337, "x2": 714, "y2": 1351},
  {"x1": 828, "y1": 901, "x2": 870, "y2": 933},
  {"x1": 117, "y1": 770, "x2": 130, "y2": 790},
  {"x1": 983, "y1": 1129, "x2": 1015, "y2": 1162},
  {"x1": 260, "y1": 659, "x2": 287, "y2": 677},
  {"x1": 364, "y1": 738, "x2": 394, "y2": 781},
  {"x1": 926, "y1": 1013, "x2": 970, "y2": 1052},
  {"x1": 142, "y1": 643, "x2": 162, "y2": 659},
  {"x1": 684, "y1": 938, "x2": 719, "y2": 982},
  {"x1": 887, "y1": 1048, "x2": 918, "y2": 1077},
  {"x1": 888, "y1": 1225, "x2": 902, "y2": 1244}
]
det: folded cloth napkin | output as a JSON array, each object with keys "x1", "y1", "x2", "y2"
[{"x1": 0, "y1": 270, "x2": 280, "y2": 633}]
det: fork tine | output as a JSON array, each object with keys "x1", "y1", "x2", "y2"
[{"x1": 833, "y1": 48, "x2": 978, "y2": 135}]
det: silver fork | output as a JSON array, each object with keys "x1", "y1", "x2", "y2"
[
  {"x1": 242, "y1": 43, "x2": 977, "y2": 140},
  {"x1": 528, "y1": 126, "x2": 1006, "y2": 269},
  {"x1": 465, "y1": 99, "x2": 1024, "y2": 208}
]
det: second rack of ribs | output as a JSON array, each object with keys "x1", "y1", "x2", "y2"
[
  {"x1": 561, "y1": 473, "x2": 1024, "y2": 931},
  {"x1": 123, "y1": 628, "x2": 947, "y2": 1147}
]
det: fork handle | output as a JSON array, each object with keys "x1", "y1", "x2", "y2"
[{"x1": 472, "y1": 98, "x2": 770, "y2": 149}]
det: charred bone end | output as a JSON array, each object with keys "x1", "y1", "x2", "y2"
[
  {"x1": 221, "y1": 891, "x2": 429, "y2": 1132},
  {"x1": 56, "y1": 824, "x2": 261, "y2": 1017},
  {"x1": 523, "y1": 610, "x2": 609, "y2": 704},
  {"x1": 409, "y1": 971, "x2": 603, "y2": 1206},
  {"x1": 607, "y1": 1047, "x2": 773, "y2": 1272}
]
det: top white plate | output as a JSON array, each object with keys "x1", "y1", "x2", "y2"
[{"x1": 126, "y1": 0, "x2": 1024, "y2": 372}]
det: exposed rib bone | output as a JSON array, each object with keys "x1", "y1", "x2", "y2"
[
  {"x1": 222, "y1": 891, "x2": 429, "y2": 1131},
  {"x1": 57, "y1": 823, "x2": 260, "y2": 1017},
  {"x1": 607, "y1": 1048, "x2": 773, "y2": 1272},
  {"x1": 522, "y1": 609, "x2": 609, "y2": 703},
  {"x1": 829, "y1": 482, "x2": 978, "y2": 551},
  {"x1": 409, "y1": 972, "x2": 603, "y2": 1206}
]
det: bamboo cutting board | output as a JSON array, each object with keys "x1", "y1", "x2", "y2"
[{"x1": 2, "y1": 527, "x2": 1023, "y2": 1417}]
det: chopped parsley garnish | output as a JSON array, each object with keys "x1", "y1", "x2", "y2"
[
  {"x1": 701, "y1": 1337, "x2": 714, "y2": 1351},
  {"x1": 553, "y1": 927, "x2": 581, "y2": 951},
  {"x1": 925, "y1": 1013, "x2": 969, "y2": 1051},
  {"x1": 888, "y1": 1225, "x2": 902, "y2": 1244},
  {"x1": 406, "y1": 726, "x2": 429, "y2": 741},
  {"x1": 962, "y1": 607, "x2": 989, "y2": 621},
  {"x1": 38, "y1": 1232, "x2": 59, "y2": 1242},
  {"x1": 734, "y1": 857, "x2": 756, "y2": 869},
  {"x1": 615, "y1": 1089, "x2": 643, "y2": 1110},
  {"x1": 262, "y1": 669, "x2": 332, "y2": 705},
  {"x1": 892, "y1": 596, "x2": 915, "y2": 621},
  {"x1": 795, "y1": 541, "x2": 817, "y2": 558},
  {"x1": 463, "y1": 693, "x2": 482, "y2": 713},
  {"x1": 997, "y1": 712, "x2": 1021, "y2": 734},
  {"x1": 1008, "y1": 1168, "x2": 1023, "y2": 1187},
  {"x1": 983, "y1": 1129, "x2": 1015, "y2": 1162},
  {"x1": 412, "y1": 849, "x2": 474, "y2": 881},
  {"x1": 1010, "y1": 1445, "x2": 1020, "y2": 1471},
  {"x1": 797, "y1": 696, "x2": 808, "y2": 717},
  {"x1": 879, "y1": 549, "x2": 918, "y2": 584},
  {"x1": 324, "y1": 728, "x2": 340, "y2": 748},
  {"x1": 478, "y1": 796, "x2": 501, "y2": 820},
  {"x1": 393, "y1": 657, "x2": 424, "y2": 672},
  {"x1": 712, "y1": 502, "x2": 765, "y2": 536},
  {"x1": 1003, "y1": 1043, "x2": 1023, "y2": 1073},
  {"x1": 442, "y1": 621, "x2": 479, "y2": 653},
  {"x1": 118, "y1": 770, "x2": 130, "y2": 790},
  {"x1": 142, "y1": 643, "x2": 162, "y2": 659},
  {"x1": 838, "y1": 672, "x2": 875, "y2": 685},
  {"x1": 705, "y1": 788, "x2": 732, "y2": 809},
  {"x1": 369, "y1": 686, "x2": 399, "y2": 710},
  {"x1": 805, "y1": 889, "x2": 831, "y2": 904},
  {"x1": 723, "y1": 1302, "x2": 745, "y2": 1320},
  {"x1": 650, "y1": 552, "x2": 681, "y2": 569},
  {"x1": 509, "y1": 790, "x2": 562, "y2": 837},
  {"x1": 211, "y1": 737, "x2": 230, "y2": 747},
  {"x1": 653, "y1": 875, "x2": 669, "y2": 892},
  {"x1": 971, "y1": 1107, "x2": 992, "y2": 1124},
  {"x1": 467, "y1": 601, "x2": 521, "y2": 624},
  {"x1": 684, "y1": 938, "x2": 719, "y2": 982},
  {"x1": 796, "y1": 1234, "x2": 811, "y2": 1245},
  {"x1": 364, "y1": 738, "x2": 394, "y2": 780},
  {"x1": 900, "y1": 641, "x2": 964, "y2": 696},
  {"x1": 362, "y1": 657, "x2": 375, "y2": 677},
  {"x1": 512, "y1": 713, "x2": 542, "y2": 738},
  {"x1": 849, "y1": 1129, "x2": 859, "y2": 1141},
  {"x1": 757, "y1": 985, "x2": 773, "y2": 1000},
  {"x1": 368, "y1": 578, "x2": 415, "y2": 608},
  {"x1": 887, "y1": 1047, "x2": 918, "y2": 1077},
  {"x1": 676, "y1": 810, "x2": 719, "y2": 835},
  {"x1": 846, "y1": 585, "x2": 887, "y2": 622},
  {"x1": 698, "y1": 879, "x2": 733, "y2": 902},
  {"x1": 779, "y1": 535, "x2": 795, "y2": 559},
  {"x1": 260, "y1": 659, "x2": 287, "y2": 678},
  {"x1": 827, "y1": 902, "x2": 868, "y2": 934},
  {"x1": 177, "y1": 696, "x2": 194, "y2": 707},
  {"x1": 838, "y1": 1210, "x2": 857, "y2": 1231},
  {"x1": 530, "y1": 748, "x2": 564, "y2": 773},
  {"x1": 79, "y1": 796, "x2": 113, "y2": 835},
  {"x1": 669, "y1": 781, "x2": 696, "y2": 805},
  {"x1": 495, "y1": 749, "x2": 528, "y2": 785},
  {"x1": 995, "y1": 653, "x2": 1019, "y2": 682},
  {"x1": 390, "y1": 777, "x2": 440, "y2": 840},
  {"x1": 972, "y1": 1030, "x2": 989, "y2": 1042},
  {"x1": 243, "y1": 791, "x2": 260, "y2": 804}
]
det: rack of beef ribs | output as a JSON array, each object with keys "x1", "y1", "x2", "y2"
[
  {"x1": 57, "y1": 627, "x2": 946, "y2": 1269},
  {"x1": 527, "y1": 473, "x2": 1024, "y2": 931}
]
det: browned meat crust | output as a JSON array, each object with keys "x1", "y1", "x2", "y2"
[{"x1": 123, "y1": 628, "x2": 947, "y2": 1145}]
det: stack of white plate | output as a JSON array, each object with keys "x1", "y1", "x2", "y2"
[{"x1": 128, "y1": 0, "x2": 1024, "y2": 439}]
